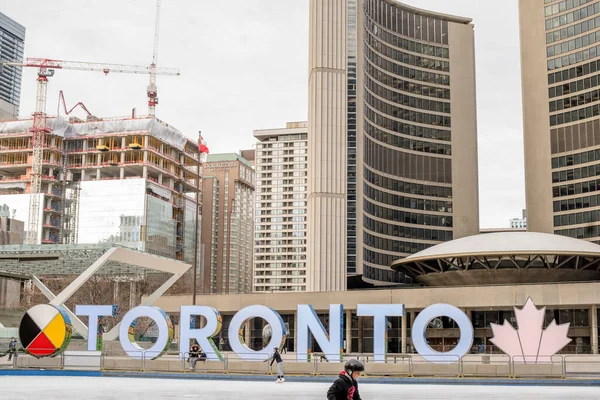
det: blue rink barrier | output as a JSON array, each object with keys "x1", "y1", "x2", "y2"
[{"x1": 2, "y1": 369, "x2": 600, "y2": 387}]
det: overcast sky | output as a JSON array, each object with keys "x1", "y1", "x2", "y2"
[{"x1": 0, "y1": 0, "x2": 524, "y2": 229}]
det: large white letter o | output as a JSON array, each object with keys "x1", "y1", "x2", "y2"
[
  {"x1": 411, "y1": 304, "x2": 473, "y2": 364},
  {"x1": 119, "y1": 306, "x2": 173, "y2": 360}
]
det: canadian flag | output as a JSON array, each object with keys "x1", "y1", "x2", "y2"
[{"x1": 199, "y1": 136, "x2": 209, "y2": 163}]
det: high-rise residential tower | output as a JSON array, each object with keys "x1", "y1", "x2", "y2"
[
  {"x1": 520, "y1": 0, "x2": 600, "y2": 242},
  {"x1": 309, "y1": 0, "x2": 480, "y2": 289},
  {"x1": 253, "y1": 122, "x2": 308, "y2": 292},
  {"x1": 200, "y1": 153, "x2": 255, "y2": 294},
  {"x1": 0, "y1": 13, "x2": 25, "y2": 121}
]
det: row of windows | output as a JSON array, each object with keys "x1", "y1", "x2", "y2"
[
  {"x1": 365, "y1": 60, "x2": 450, "y2": 97},
  {"x1": 363, "y1": 136, "x2": 453, "y2": 184},
  {"x1": 547, "y1": 42, "x2": 600, "y2": 70},
  {"x1": 364, "y1": 215, "x2": 453, "y2": 242},
  {"x1": 547, "y1": 14, "x2": 600, "y2": 44},
  {"x1": 365, "y1": 93, "x2": 452, "y2": 128},
  {"x1": 549, "y1": 102, "x2": 600, "y2": 126},
  {"x1": 363, "y1": 198, "x2": 452, "y2": 228},
  {"x1": 255, "y1": 216, "x2": 307, "y2": 223},
  {"x1": 545, "y1": 0, "x2": 595, "y2": 17},
  {"x1": 547, "y1": 28, "x2": 600, "y2": 58},
  {"x1": 552, "y1": 148, "x2": 600, "y2": 167},
  {"x1": 364, "y1": 167, "x2": 453, "y2": 199},
  {"x1": 257, "y1": 171, "x2": 307, "y2": 178},
  {"x1": 365, "y1": 17, "x2": 449, "y2": 59},
  {"x1": 365, "y1": 107, "x2": 451, "y2": 150},
  {"x1": 549, "y1": 59, "x2": 600, "y2": 85},
  {"x1": 365, "y1": 0, "x2": 449, "y2": 45},
  {"x1": 550, "y1": 73, "x2": 600, "y2": 98},
  {"x1": 365, "y1": 49, "x2": 451, "y2": 89},
  {"x1": 362, "y1": 231, "x2": 437, "y2": 260},
  {"x1": 545, "y1": 1, "x2": 599, "y2": 31},
  {"x1": 363, "y1": 249, "x2": 402, "y2": 270},
  {"x1": 364, "y1": 119, "x2": 452, "y2": 156},
  {"x1": 365, "y1": 30, "x2": 450, "y2": 73},
  {"x1": 363, "y1": 264, "x2": 410, "y2": 284},
  {"x1": 254, "y1": 239, "x2": 307, "y2": 246},
  {"x1": 549, "y1": 87, "x2": 600, "y2": 112},
  {"x1": 365, "y1": 74, "x2": 451, "y2": 114},
  {"x1": 364, "y1": 183, "x2": 453, "y2": 214},
  {"x1": 553, "y1": 177, "x2": 600, "y2": 197},
  {"x1": 553, "y1": 193, "x2": 600, "y2": 212},
  {"x1": 552, "y1": 163, "x2": 600, "y2": 183},
  {"x1": 555, "y1": 225, "x2": 600, "y2": 238},
  {"x1": 364, "y1": 106, "x2": 451, "y2": 142},
  {"x1": 550, "y1": 119, "x2": 600, "y2": 154}
]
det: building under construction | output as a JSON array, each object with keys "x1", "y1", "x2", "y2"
[{"x1": 0, "y1": 115, "x2": 201, "y2": 263}]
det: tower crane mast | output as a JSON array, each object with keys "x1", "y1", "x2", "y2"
[{"x1": 147, "y1": 0, "x2": 162, "y2": 117}]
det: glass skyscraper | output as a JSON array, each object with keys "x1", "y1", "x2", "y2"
[{"x1": 0, "y1": 12, "x2": 25, "y2": 121}]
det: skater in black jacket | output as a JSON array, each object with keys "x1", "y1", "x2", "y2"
[
  {"x1": 327, "y1": 359, "x2": 364, "y2": 400},
  {"x1": 270, "y1": 347, "x2": 285, "y2": 383}
]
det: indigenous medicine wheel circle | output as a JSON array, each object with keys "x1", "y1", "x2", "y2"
[{"x1": 19, "y1": 304, "x2": 73, "y2": 357}]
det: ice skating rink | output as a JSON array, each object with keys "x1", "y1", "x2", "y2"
[{"x1": 2, "y1": 376, "x2": 600, "y2": 399}]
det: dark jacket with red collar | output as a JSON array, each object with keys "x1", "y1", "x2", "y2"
[{"x1": 326, "y1": 371, "x2": 361, "y2": 400}]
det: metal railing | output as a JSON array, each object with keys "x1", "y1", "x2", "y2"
[{"x1": 3, "y1": 351, "x2": 600, "y2": 379}]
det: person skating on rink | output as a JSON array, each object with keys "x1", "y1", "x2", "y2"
[
  {"x1": 326, "y1": 359, "x2": 364, "y2": 400},
  {"x1": 7, "y1": 338, "x2": 17, "y2": 362},
  {"x1": 270, "y1": 347, "x2": 285, "y2": 383}
]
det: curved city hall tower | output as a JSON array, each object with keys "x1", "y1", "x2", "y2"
[
  {"x1": 307, "y1": 0, "x2": 349, "y2": 291},
  {"x1": 308, "y1": 0, "x2": 479, "y2": 290},
  {"x1": 520, "y1": 1, "x2": 600, "y2": 242},
  {"x1": 355, "y1": 0, "x2": 480, "y2": 285}
]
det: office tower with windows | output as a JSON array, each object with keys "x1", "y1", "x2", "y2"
[
  {"x1": 201, "y1": 154, "x2": 255, "y2": 294},
  {"x1": 253, "y1": 122, "x2": 308, "y2": 292},
  {"x1": 356, "y1": 0, "x2": 480, "y2": 285},
  {"x1": 520, "y1": 0, "x2": 600, "y2": 242},
  {"x1": 0, "y1": 13, "x2": 25, "y2": 121},
  {"x1": 308, "y1": 0, "x2": 480, "y2": 289}
]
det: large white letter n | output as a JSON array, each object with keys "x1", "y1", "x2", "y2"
[{"x1": 296, "y1": 304, "x2": 343, "y2": 363}]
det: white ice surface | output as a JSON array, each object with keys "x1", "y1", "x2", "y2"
[{"x1": 2, "y1": 376, "x2": 600, "y2": 399}]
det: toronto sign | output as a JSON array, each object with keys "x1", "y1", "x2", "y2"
[{"x1": 19, "y1": 298, "x2": 571, "y2": 364}]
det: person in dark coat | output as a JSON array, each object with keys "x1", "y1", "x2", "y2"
[
  {"x1": 270, "y1": 347, "x2": 284, "y2": 383},
  {"x1": 7, "y1": 338, "x2": 17, "y2": 362},
  {"x1": 188, "y1": 343, "x2": 201, "y2": 370},
  {"x1": 327, "y1": 359, "x2": 364, "y2": 400}
]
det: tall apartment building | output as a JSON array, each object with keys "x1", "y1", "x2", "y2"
[
  {"x1": 308, "y1": 0, "x2": 480, "y2": 290},
  {"x1": 520, "y1": 1, "x2": 600, "y2": 242},
  {"x1": 0, "y1": 13, "x2": 25, "y2": 121},
  {"x1": 253, "y1": 122, "x2": 308, "y2": 292},
  {"x1": 0, "y1": 116, "x2": 201, "y2": 263},
  {"x1": 200, "y1": 153, "x2": 255, "y2": 294}
]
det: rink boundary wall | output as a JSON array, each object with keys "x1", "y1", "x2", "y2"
[{"x1": 2, "y1": 370, "x2": 600, "y2": 387}]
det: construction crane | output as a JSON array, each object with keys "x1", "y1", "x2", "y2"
[
  {"x1": 1, "y1": 57, "x2": 180, "y2": 244},
  {"x1": 147, "y1": 0, "x2": 162, "y2": 117}
]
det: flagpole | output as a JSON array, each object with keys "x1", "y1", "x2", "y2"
[{"x1": 193, "y1": 131, "x2": 201, "y2": 305}]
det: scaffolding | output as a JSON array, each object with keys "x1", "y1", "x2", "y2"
[{"x1": 0, "y1": 116, "x2": 201, "y2": 247}]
